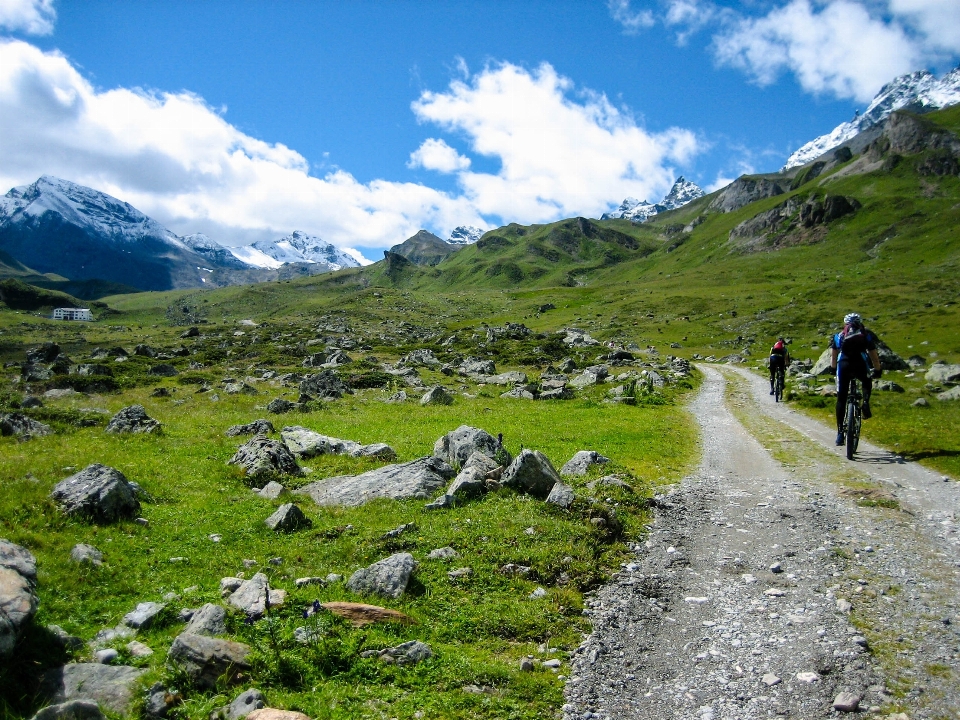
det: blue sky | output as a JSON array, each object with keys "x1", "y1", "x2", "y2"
[{"x1": 1, "y1": 0, "x2": 958, "y2": 261}]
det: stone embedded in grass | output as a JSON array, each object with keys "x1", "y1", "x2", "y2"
[
  {"x1": 256, "y1": 481, "x2": 285, "y2": 500},
  {"x1": 29, "y1": 699, "x2": 106, "y2": 720},
  {"x1": 167, "y1": 633, "x2": 252, "y2": 689},
  {"x1": 228, "y1": 573, "x2": 284, "y2": 618},
  {"x1": 226, "y1": 420, "x2": 275, "y2": 437},
  {"x1": 224, "y1": 382, "x2": 257, "y2": 395},
  {"x1": 184, "y1": 603, "x2": 227, "y2": 637},
  {"x1": 352, "y1": 442, "x2": 396, "y2": 460},
  {"x1": 39, "y1": 663, "x2": 145, "y2": 714},
  {"x1": 264, "y1": 503, "x2": 311, "y2": 532},
  {"x1": 937, "y1": 385, "x2": 960, "y2": 401},
  {"x1": 225, "y1": 689, "x2": 265, "y2": 720},
  {"x1": 427, "y1": 547, "x2": 459, "y2": 560},
  {"x1": 501, "y1": 449, "x2": 562, "y2": 500},
  {"x1": 105, "y1": 405, "x2": 161, "y2": 434},
  {"x1": 560, "y1": 450, "x2": 610, "y2": 477},
  {"x1": 50, "y1": 464, "x2": 141, "y2": 523},
  {"x1": 546, "y1": 482, "x2": 576, "y2": 509},
  {"x1": 446, "y1": 466, "x2": 488, "y2": 500},
  {"x1": 297, "y1": 456, "x2": 454, "y2": 507},
  {"x1": 0, "y1": 539, "x2": 38, "y2": 660},
  {"x1": 220, "y1": 577, "x2": 243, "y2": 597},
  {"x1": 420, "y1": 386, "x2": 453, "y2": 405},
  {"x1": 299, "y1": 370, "x2": 351, "y2": 400},
  {"x1": 228, "y1": 435, "x2": 301, "y2": 483},
  {"x1": 365, "y1": 639, "x2": 432, "y2": 665},
  {"x1": 265, "y1": 398, "x2": 296, "y2": 414},
  {"x1": 121, "y1": 601, "x2": 165, "y2": 630},
  {"x1": 70, "y1": 543, "x2": 103, "y2": 566},
  {"x1": 0, "y1": 412, "x2": 53, "y2": 439},
  {"x1": 148, "y1": 364, "x2": 179, "y2": 377},
  {"x1": 433, "y1": 425, "x2": 509, "y2": 468},
  {"x1": 346, "y1": 552, "x2": 416, "y2": 599},
  {"x1": 586, "y1": 475, "x2": 633, "y2": 492}
]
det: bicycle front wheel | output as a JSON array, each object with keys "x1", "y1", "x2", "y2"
[{"x1": 845, "y1": 400, "x2": 860, "y2": 460}]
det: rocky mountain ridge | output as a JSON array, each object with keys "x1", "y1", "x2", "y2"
[
  {"x1": 602, "y1": 177, "x2": 705, "y2": 223},
  {"x1": 447, "y1": 226, "x2": 484, "y2": 245},
  {"x1": 784, "y1": 68, "x2": 960, "y2": 170}
]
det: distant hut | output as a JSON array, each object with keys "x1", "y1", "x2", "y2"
[{"x1": 52, "y1": 308, "x2": 92, "y2": 321}]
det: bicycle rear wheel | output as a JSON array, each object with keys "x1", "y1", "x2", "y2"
[
  {"x1": 845, "y1": 399, "x2": 860, "y2": 460},
  {"x1": 774, "y1": 371, "x2": 783, "y2": 402}
]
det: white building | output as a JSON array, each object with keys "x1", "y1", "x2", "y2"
[{"x1": 52, "y1": 308, "x2": 93, "y2": 321}]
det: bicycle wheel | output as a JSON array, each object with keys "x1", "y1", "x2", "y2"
[
  {"x1": 845, "y1": 398, "x2": 860, "y2": 460},
  {"x1": 774, "y1": 371, "x2": 784, "y2": 402}
]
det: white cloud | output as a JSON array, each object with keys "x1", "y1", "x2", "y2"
[
  {"x1": 713, "y1": 0, "x2": 923, "y2": 102},
  {"x1": 664, "y1": 0, "x2": 718, "y2": 44},
  {"x1": 413, "y1": 61, "x2": 700, "y2": 222},
  {"x1": 408, "y1": 138, "x2": 471, "y2": 173},
  {"x1": 0, "y1": 39, "x2": 485, "y2": 256},
  {"x1": 0, "y1": 0, "x2": 55, "y2": 35},
  {"x1": 608, "y1": 0, "x2": 655, "y2": 34},
  {"x1": 889, "y1": 0, "x2": 960, "y2": 52}
]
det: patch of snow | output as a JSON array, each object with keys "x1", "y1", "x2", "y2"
[{"x1": 447, "y1": 226, "x2": 484, "y2": 245}]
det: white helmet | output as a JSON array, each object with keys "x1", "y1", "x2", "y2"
[{"x1": 843, "y1": 312, "x2": 861, "y2": 325}]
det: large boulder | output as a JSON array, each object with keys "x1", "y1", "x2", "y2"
[
  {"x1": 39, "y1": 664, "x2": 145, "y2": 714},
  {"x1": 105, "y1": 405, "x2": 161, "y2": 434},
  {"x1": 433, "y1": 425, "x2": 509, "y2": 469},
  {"x1": 501, "y1": 450, "x2": 561, "y2": 500},
  {"x1": 50, "y1": 465, "x2": 141, "y2": 523},
  {"x1": 297, "y1": 456, "x2": 454, "y2": 507},
  {"x1": 26, "y1": 342, "x2": 60, "y2": 364},
  {"x1": 0, "y1": 539, "x2": 38, "y2": 659},
  {"x1": 560, "y1": 450, "x2": 610, "y2": 477},
  {"x1": 420, "y1": 386, "x2": 453, "y2": 406},
  {"x1": 30, "y1": 700, "x2": 106, "y2": 720},
  {"x1": 545, "y1": 482, "x2": 576, "y2": 508},
  {"x1": 227, "y1": 573, "x2": 284, "y2": 618},
  {"x1": 0, "y1": 413, "x2": 52, "y2": 439},
  {"x1": 184, "y1": 603, "x2": 227, "y2": 637},
  {"x1": 299, "y1": 370, "x2": 351, "y2": 400},
  {"x1": 281, "y1": 427, "x2": 356, "y2": 457},
  {"x1": 121, "y1": 602, "x2": 165, "y2": 630},
  {"x1": 926, "y1": 363, "x2": 960, "y2": 385},
  {"x1": 225, "y1": 689, "x2": 265, "y2": 720},
  {"x1": 167, "y1": 633, "x2": 251, "y2": 689},
  {"x1": 346, "y1": 553, "x2": 416, "y2": 599},
  {"x1": 875, "y1": 341, "x2": 909, "y2": 371},
  {"x1": 228, "y1": 436, "x2": 301, "y2": 482},
  {"x1": 483, "y1": 371, "x2": 528, "y2": 386},
  {"x1": 810, "y1": 348, "x2": 835, "y2": 376}
]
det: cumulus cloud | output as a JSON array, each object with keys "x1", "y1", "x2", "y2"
[
  {"x1": 408, "y1": 138, "x2": 471, "y2": 173},
  {"x1": 0, "y1": 0, "x2": 55, "y2": 35},
  {"x1": 608, "y1": 0, "x2": 655, "y2": 34},
  {"x1": 413, "y1": 61, "x2": 699, "y2": 222},
  {"x1": 614, "y1": 0, "x2": 959, "y2": 103}
]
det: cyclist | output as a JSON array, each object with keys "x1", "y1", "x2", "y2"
[
  {"x1": 830, "y1": 312, "x2": 883, "y2": 446},
  {"x1": 769, "y1": 337, "x2": 791, "y2": 395}
]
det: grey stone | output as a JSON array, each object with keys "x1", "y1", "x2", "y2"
[
  {"x1": 539, "y1": 387, "x2": 574, "y2": 400},
  {"x1": 26, "y1": 342, "x2": 60, "y2": 364},
  {"x1": 912, "y1": 397, "x2": 929, "y2": 407},
  {"x1": 587, "y1": 475, "x2": 634, "y2": 492},
  {"x1": 560, "y1": 450, "x2": 610, "y2": 477},
  {"x1": 105, "y1": 405, "x2": 161, "y2": 434},
  {"x1": 937, "y1": 385, "x2": 960, "y2": 401},
  {"x1": 447, "y1": 467, "x2": 488, "y2": 499},
  {"x1": 501, "y1": 450, "x2": 562, "y2": 500},
  {"x1": 925, "y1": 363, "x2": 960, "y2": 385},
  {"x1": 297, "y1": 456, "x2": 454, "y2": 507},
  {"x1": 20, "y1": 396, "x2": 43, "y2": 409},
  {"x1": 122, "y1": 601, "x2": 165, "y2": 630},
  {"x1": 227, "y1": 689, "x2": 265, "y2": 720},
  {"x1": 223, "y1": 382, "x2": 257, "y2": 395},
  {"x1": 0, "y1": 538, "x2": 37, "y2": 581},
  {"x1": 0, "y1": 413, "x2": 52, "y2": 438},
  {"x1": 228, "y1": 435, "x2": 301, "y2": 481},
  {"x1": 500, "y1": 387, "x2": 535, "y2": 400},
  {"x1": 545, "y1": 482, "x2": 576, "y2": 508},
  {"x1": 484, "y1": 371, "x2": 528, "y2": 386},
  {"x1": 30, "y1": 700, "x2": 106, "y2": 720},
  {"x1": 50, "y1": 465, "x2": 141, "y2": 523},
  {"x1": 143, "y1": 682, "x2": 174, "y2": 719},
  {"x1": 874, "y1": 380, "x2": 904, "y2": 392},
  {"x1": 280, "y1": 426, "x2": 359, "y2": 457},
  {"x1": 460, "y1": 358, "x2": 496, "y2": 375},
  {"x1": 379, "y1": 639, "x2": 432, "y2": 664},
  {"x1": 352, "y1": 443, "x2": 397, "y2": 460},
  {"x1": 384, "y1": 390, "x2": 407, "y2": 403},
  {"x1": 427, "y1": 547, "x2": 459, "y2": 560},
  {"x1": 256, "y1": 481, "x2": 285, "y2": 500},
  {"x1": 39, "y1": 664, "x2": 145, "y2": 714},
  {"x1": 346, "y1": 553, "x2": 416, "y2": 599},
  {"x1": 126, "y1": 640, "x2": 153, "y2": 657},
  {"x1": 70, "y1": 544, "x2": 102, "y2": 566},
  {"x1": 401, "y1": 349, "x2": 441, "y2": 367},
  {"x1": 294, "y1": 577, "x2": 324, "y2": 588},
  {"x1": 299, "y1": 370, "x2": 350, "y2": 400},
  {"x1": 433, "y1": 425, "x2": 509, "y2": 468},
  {"x1": 907, "y1": 354, "x2": 926, "y2": 368},
  {"x1": 447, "y1": 567, "x2": 471, "y2": 580},
  {"x1": 810, "y1": 348, "x2": 835, "y2": 376},
  {"x1": 167, "y1": 633, "x2": 251, "y2": 689},
  {"x1": 424, "y1": 494, "x2": 456, "y2": 510},
  {"x1": 183, "y1": 603, "x2": 226, "y2": 636},
  {"x1": 225, "y1": 420, "x2": 275, "y2": 437},
  {"x1": 46, "y1": 625, "x2": 83, "y2": 651},
  {"x1": 380, "y1": 522, "x2": 415, "y2": 540},
  {"x1": 94, "y1": 649, "x2": 118, "y2": 664},
  {"x1": 420, "y1": 386, "x2": 454, "y2": 405},
  {"x1": 147, "y1": 364, "x2": 178, "y2": 377},
  {"x1": 833, "y1": 692, "x2": 861, "y2": 712},
  {"x1": 462, "y1": 451, "x2": 500, "y2": 474},
  {"x1": 266, "y1": 398, "x2": 296, "y2": 414},
  {"x1": 0, "y1": 541, "x2": 38, "y2": 659},
  {"x1": 264, "y1": 504, "x2": 311, "y2": 532}
]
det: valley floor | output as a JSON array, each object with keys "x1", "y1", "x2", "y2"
[{"x1": 564, "y1": 364, "x2": 960, "y2": 719}]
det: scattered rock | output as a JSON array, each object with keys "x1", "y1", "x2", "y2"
[
  {"x1": 367, "y1": 640, "x2": 432, "y2": 665},
  {"x1": 937, "y1": 385, "x2": 960, "y2": 401},
  {"x1": 148, "y1": 364, "x2": 179, "y2": 377},
  {"x1": 761, "y1": 673, "x2": 781, "y2": 686},
  {"x1": 925, "y1": 363, "x2": 960, "y2": 385},
  {"x1": 0, "y1": 539, "x2": 38, "y2": 659},
  {"x1": 39, "y1": 663, "x2": 145, "y2": 714},
  {"x1": 264, "y1": 504, "x2": 311, "y2": 532},
  {"x1": 420, "y1": 386, "x2": 454, "y2": 405},
  {"x1": 94, "y1": 649, "x2": 118, "y2": 664},
  {"x1": 167, "y1": 633, "x2": 252, "y2": 689},
  {"x1": 50, "y1": 465, "x2": 141, "y2": 523},
  {"x1": 105, "y1": 405, "x2": 161, "y2": 434},
  {"x1": 545, "y1": 482, "x2": 576, "y2": 508},
  {"x1": 319, "y1": 601, "x2": 415, "y2": 627},
  {"x1": 228, "y1": 574, "x2": 284, "y2": 618},
  {"x1": 433, "y1": 425, "x2": 509, "y2": 468},
  {"x1": 126, "y1": 640, "x2": 153, "y2": 657},
  {"x1": 266, "y1": 399, "x2": 297, "y2": 414},
  {"x1": 446, "y1": 466, "x2": 488, "y2": 500},
  {"x1": 70, "y1": 543, "x2": 103, "y2": 566},
  {"x1": 501, "y1": 450, "x2": 561, "y2": 500},
  {"x1": 221, "y1": 689, "x2": 266, "y2": 720},
  {"x1": 298, "y1": 456, "x2": 454, "y2": 507},
  {"x1": 346, "y1": 553, "x2": 416, "y2": 599},
  {"x1": 299, "y1": 370, "x2": 351, "y2": 400},
  {"x1": 560, "y1": 450, "x2": 610, "y2": 477},
  {"x1": 0, "y1": 413, "x2": 53, "y2": 438},
  {"x1": 183, "y1": 603, "x2": 226, "y2": 636},
  {"x1": 427, "y1": 547, "x2": 458, "y2": 560},
  {"x1": 256, "y1": 481, "x2": 286, "y2": 500},
  {"x1": 121, "y1": 601, "x2": 165, "y2": 630},
  {"x1": 30, "y1": 700, "x2": 106, "y2": 720},
  {"x1": 912, "y1": 397, "x2": 929, "y2": 407},
  {"x1": 226, "y1": 420, "x2": 275, "y2": 437},
  {"x1": 228, "y1": 435, "x2": 301, "y2": 482},
  {"x1": 833, "y1": 692, "x2": 861, "y2": 712}
]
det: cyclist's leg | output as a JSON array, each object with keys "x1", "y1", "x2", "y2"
[
  {"x1": 860, "y1": 365, "x2": 873, "y2": 419},
  {"x1": 769, "y1": 360, "x2": 776, "y2": 392}
]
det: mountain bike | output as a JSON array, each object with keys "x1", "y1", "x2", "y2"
[
  {"x1": 842, "y1": 377, "x2": 863, "y2": 460},
  {"x1": 773, "y1": 366, "x2": 785, "y2": 403}
]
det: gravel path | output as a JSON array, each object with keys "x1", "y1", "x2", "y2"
[{"x1": 563, "y1": 364, "x2": 960, "y2": 719}]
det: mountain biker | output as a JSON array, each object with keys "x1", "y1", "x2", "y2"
[
  {"x1": 769, "y1": 337, "x2": 791, "y2": 395},
  {"x1": 830, "y1": 312, "x2": 883, "y2": 446}
]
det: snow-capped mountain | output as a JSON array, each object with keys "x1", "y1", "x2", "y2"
[
  {"x1": 226, "y1": 231, "x2": 360, "y2": 271},
  {"x1": 783, "y1": 68, "x2": 960, "y2": 170},
  {"x1": 181, "y1": 233, "x2": 251, "y2": 269},
  {"x1": 601, "y1": 177, "x2": 704, "y2": 223},
  {"x1": 447, "y1": 226, "x2": 484, "y2": 245}
]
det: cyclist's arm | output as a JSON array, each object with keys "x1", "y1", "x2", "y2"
[
  {"x1": 831, "y1": 347, "x2": 839, "y2": 370},
  {"x1": 867, "y1": 348, "x2": 881, "y2": 371}
]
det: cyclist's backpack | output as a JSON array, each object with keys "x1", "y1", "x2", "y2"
[{"x1": 839, "y1": 324, "x2": 868, "y2": 356}]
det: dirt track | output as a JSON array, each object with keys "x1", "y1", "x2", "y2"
[{"x1": 563, "y1": 364, "x2": 960, "y2": 719}]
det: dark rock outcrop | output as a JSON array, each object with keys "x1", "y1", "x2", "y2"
[{"x1": 50, "y1": 464, "x2": 141, "y2": 523}]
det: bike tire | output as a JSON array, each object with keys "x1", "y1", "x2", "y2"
[
  {"x1": 774, "y1": 373, "x2": 783, "y2": 402},
  {"x1": 845, "y1": 400, "x2": 859, "y2": 460}
]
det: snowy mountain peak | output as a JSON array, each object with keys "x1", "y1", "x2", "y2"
[
  {"x1": 601, "y1": 177, "x2": 704, "y2": 223},
  {"x1": 447, "y1": 225, "x2": 484, "y2": 245},
  {"x1": 783, "y1": 67, "x2": 960, "y2": 170},
  {"x1": 227, "y1": 231, "x2": 361, "y2": 271}
]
